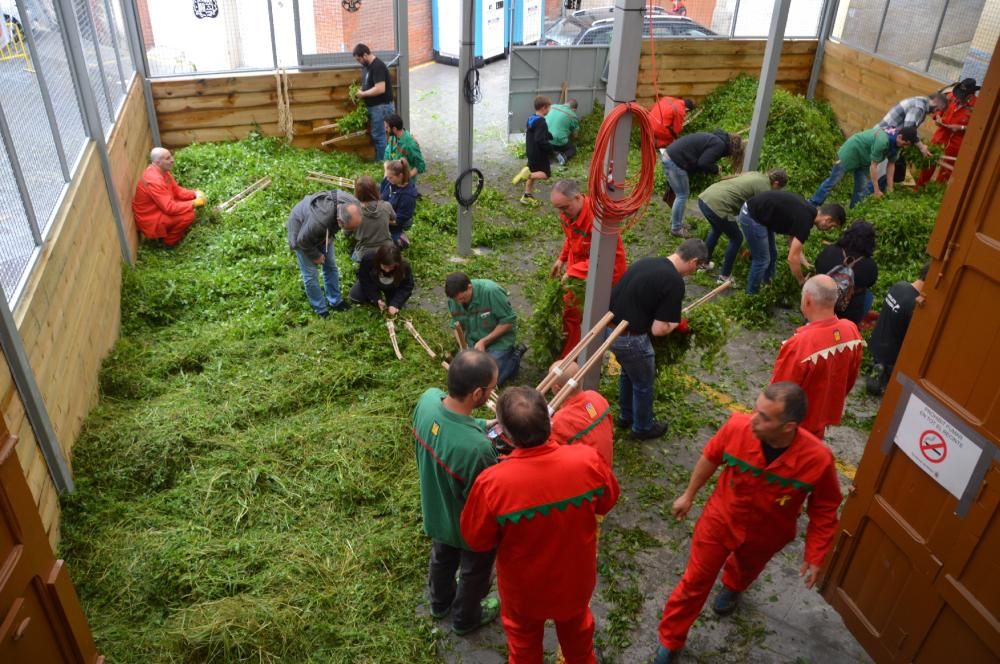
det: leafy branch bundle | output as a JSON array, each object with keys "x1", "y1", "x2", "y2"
[
  {"x1": 336, "y1": 82, "x2": 369, "y2": 134},
  {"x1": 652, "y1": 302, "x2": 730, "y2": 370},
  {"x1": 900, "y1": 142, "x2": 945, "y2": 170},
  {"x1": 528, "y1": 276, "x2": 586, "y2": 368}
]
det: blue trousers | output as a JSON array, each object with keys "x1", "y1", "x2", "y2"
[
  {"x1": 294, "y1": 241, "x2": 341, "y2": 315},
  {"x1": 610, "y1": 332, "x2": 656, "y2": 433},
  {"x1": 661, "y1": 157, "x2": 690, "y2": 232},
  {"x1": 699, "y1": 199, "x2": 742, "y2": 277},
  {"x1": 738, "y1": 206, "x2": 776, "y2": 295}
]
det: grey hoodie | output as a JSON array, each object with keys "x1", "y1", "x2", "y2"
[{"x1": 285, "y1": 190, "x2": 359, "y2": 260}]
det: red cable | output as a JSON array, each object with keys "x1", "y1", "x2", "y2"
[{"x1": 587, "y1": 102, "x2": 658, "y2": 234}]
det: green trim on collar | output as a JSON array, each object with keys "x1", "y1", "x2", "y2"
[
  {"x1": 720, "y1": 452, "x2": 814, "y2": 492},
  {"x1": 567, "y1": 406, "x2": 611, "y2": 444},
  {"x1": 496, "y1": 486, "x2": 606, "y2": 526}
]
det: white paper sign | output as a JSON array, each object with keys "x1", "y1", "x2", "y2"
[{"x1": 894, "y1": 393, "x2": 983, "y2": 499}]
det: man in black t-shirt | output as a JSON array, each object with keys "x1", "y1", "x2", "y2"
[
  {"x1": 866, "y1": 261, "x2": 929, "y2": 396},
  {"x1": 738, "y1": 191, "x2": 845, "y2": 294},
  {"x1": 609, "y1": 239, "x2": 708, "y2": 440},
  {"x1": 352, "y1": 43, "x2": 396, "y2": 163}
]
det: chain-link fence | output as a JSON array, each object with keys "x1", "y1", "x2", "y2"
[{"x1": 0, "y1": 0, "x2": 134, "y2": 302}]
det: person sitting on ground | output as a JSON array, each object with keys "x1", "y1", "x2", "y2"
[
  {"x1": 445, "y1": 272, "x2": 526, "y2": 385},
  {"x1": 132, "y1": 147, "x2": 206, "y2": 246},
  {"x1": 866, "y1": 260, "x2": 929, "y2": 396},
  {"x1": 461, "y1": 386, "x2": 619, "y2": 664},
  {"x1": 649, "y1": 97, "x2": 694, "y2": 150},
  {"x1": 698, "y1": 168, "x2": 787, "y2": 284},
  {"x1": 771, "y1": 275, "x2": 864, "y2": 440},
  {"x1": 814, "y1": 219, "x2": 878, "y2": 326},
  {"x1": 349, "y1": 243, "x2": 414, "y2": 316},
  {"x1": 512, "y1": 96, "x2": 555, "y2": 206},
  {"x1": 546, "y1": 98, "x2": 580, "y2": 166},
  {"x1": 663, "y1": 130, "x2": 744, "y2": 238},
  {"x1": 810, "y1": 126, "x2": 918, "y2": 208},
  {"x1": 285, "y1": 190, "x2": 360, "y2": 317},
  {"x1": 344, "y1": 175, "x2": 395, "y2": 261},
  {"x1": 381, "y1": 158, "x2": 418, "y2": 248},
  {"x1": 547, "y1": 360, "x2": 614, "y2": 468},
  {"x1": 917, "y1": 79, "x2": 979, "y2": 186},
  {"x1": 383, "y1": 113, "x2": 426, "y2": 179},
  {"x1": 739, "y1": 190, "x2": 845, "y2": 294}
]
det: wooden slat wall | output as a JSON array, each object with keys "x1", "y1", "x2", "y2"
[
  {"x1": 815, "y1": 40, "x2": 945, "y2": 138},
  {"x1": 0, "y1": 77, "x2": 150, "y2": 549},
  {"x1": 636, "y1": 39, "x2": 818, "y2": 105},
  {"x1": 151, "y1": 68, "x2": 398, "y2": 157}
]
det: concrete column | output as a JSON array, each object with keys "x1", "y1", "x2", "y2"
[{"x1": 456, "y1": 0, "x2": 475, "y2": 256}]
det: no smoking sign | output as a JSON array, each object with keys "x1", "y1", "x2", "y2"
[{"x1": 919, "y1": 429, "x2": 947, "y2": 463}]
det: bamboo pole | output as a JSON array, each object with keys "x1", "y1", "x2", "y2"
[
  {"x1": 682, "y1": 279, "x2": 732, "y2": 314},
  {"x1": 549, "y1": 320, "x2": 629, "y2": 410},
  {"x1": 215, "y1": 176, "x2": 271, "y2": 213},
  {"x1": 682, "y1": 107, "x2": 702, "y2": 127},
  {"x1": 306, "y1": 171, "x2": 355, "y2": 189},
  {"x1": 536, "y1": 311, "x2": 615, "y2": 393},
  {"x1": 321, "y1": 130, "x2": 367, "y2": 146},
  {"x1": 454, "y1": 326, "x2": 468, "y2": 351},
  {"x1": 387, "y1": 319, "x2": 402, "y2": 360},
  {"x1": 403, "y1": 320, "x2": 436, "y2": 358}
]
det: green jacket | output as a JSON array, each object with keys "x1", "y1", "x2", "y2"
[
  {"x1": 384, "y1": 130, "x2": 426, "y2": 174},
  {"x1": 838, "y1": 128, "x2": 890, "y2": 172},
  {"x1": 448, "y1": 279, "x2": 518, "y2": 351},
  {"x1": 698, "y1": 171, "x2": 771, "y2": 222},
  {"x1": 546, "y1": 104, "x2": 580, "y2": 147},
  {"x1": 412, "y1": 388, "x2": 496, "y2": 548}
]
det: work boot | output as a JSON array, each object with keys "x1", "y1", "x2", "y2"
[
  {"x1": 712, "y1": 585, "x2": 741, "y2": 616},
  {"x1": 630, "y1": 420, "x2": 668, "y2": 441},
  {"x1": 520, "y1": 193, "x2": 539, "y2": 206},
  {"x1": 453, "y1": 597, "x2": 500, "y2": 636},
  {"x1": 653, "y1": 645, "x2": 678, "y2": 664},
  {"x1": 670, "y1": 228, "x2": 691, "y2": 239}
]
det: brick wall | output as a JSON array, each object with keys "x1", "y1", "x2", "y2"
[
  {"x1": 136, "y1": 0, "x2": 155, "y2": 47},
  {"x1": 409, "y1": 0, "x2": 433, "y2": 65},
  {"x1": 313, "y1": 0, "x2": 433, "y2": 65}
]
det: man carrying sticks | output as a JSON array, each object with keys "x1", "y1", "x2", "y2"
[
  {"x1": 132, "y1": 147, "x2": 206, "y2": 246},
  {"x1": 609, "y1": 239, "x2": 707, "y2": 440},
  {"x1": 413, "y1": 350, "x2": 501, "y2": 635},
  {"x1": 546, "y1": 360, "x2": 614, "y2": 468},
  {"x1": 445, "y1": 272, "x2": 526, "y2": 385}
]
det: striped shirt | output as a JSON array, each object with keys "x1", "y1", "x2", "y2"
[{"x1": 876, "y1": 96, "x2": 929, "y2": 129}]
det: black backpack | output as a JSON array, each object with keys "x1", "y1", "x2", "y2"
[{"x1": 827, "y1": 249, "x2": 860, "y2": 313}]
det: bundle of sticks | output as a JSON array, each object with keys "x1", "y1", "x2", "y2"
[
  {"x1": 215, "y1": 177, "x2": 271, "y2": 213},
  {"x1": 403, "y1": 320, "x2": 498, "y2": 410},
  {"x1": 306, "y1": 171, "x2": 355, "y2": 189}
]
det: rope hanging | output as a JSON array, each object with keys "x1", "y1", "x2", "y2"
[{"x1": 275, "y1": 68, "x2": 293, "y2": 143}]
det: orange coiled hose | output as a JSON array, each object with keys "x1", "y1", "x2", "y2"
[{"x1": 587, "y1": 101, "x2": 658, "y2": 234}]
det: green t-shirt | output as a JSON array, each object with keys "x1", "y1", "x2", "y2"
[
  {"x1": 448, "y1": 279, "x2": 518, "y2": 351},
  {"x1": 412, "y1": 388, "x2": 496, "y2": 548},
  {"x1": 383, "y1": 130, "x2": 426, "y2": 174},
  {"x1": 698, "y1": 171, "x2": 771, "y2": 222},
  {"x1": 546, "y1": 104, "x2": 580, "y2": 147},
  {"x1": 838, "y1": 128, "x2": 890, "y2": 172}
]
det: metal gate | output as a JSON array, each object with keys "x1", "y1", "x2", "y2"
[{"x1": 507, "y1": 45, "x2": 608, "y2": 136}]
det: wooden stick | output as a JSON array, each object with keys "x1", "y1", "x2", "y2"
[
  {"x1": 215, "y1": 176, "x2": 271, "y2": 213},
  {"x1": 387, "y1": 319, "x2": 402, "y2": 360},
  {"x1": 536, "y1": 311, "x2": 615, "y2": 393},
  {"x1": 682, "y1": 279, "x2": 732, "y2": 314},
  {"x1": 306, "y1": 171, "x2": 355, "y2": 189},
  {"x1": 454, "y1": 326, "x2": 468, "y2": 351},
  {"x1": 404, "y1": 320, "x2": 437, "y2": 358},
  {"x1": 321, "y1": 130, "x2": 367, "y2": 146},
  {"x1": 937, "y1": 160, "x2": 954, "y2": 172},
  {"x1": 560, "y1": 81, "x2": 569, "y2": 104},
  {"x1": 682, "y1": 107, "x2": 702, "y2": 127},
  {"x1": 312, "y1": 123, "x2": 339, "y2": 133},
  {"x1": 550, "y1": 320, "x2": 629, "y2": 410},
  {"x1": 939, "y1": 155, "x2": 957, "y2": 161}
]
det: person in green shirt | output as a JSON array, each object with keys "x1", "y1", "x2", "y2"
[
  {"x1": 383, "y1": 113, "x2": 426, "y2": 179},
  {"x1": 547, "y1": 99, "x2": 580, "y2": 165},
  {"x1": 810, "y1": 125, "x2": 917, "y2": 208},
  {"x1": 698, "y1": 169, "x2": 787, "y2": 282},
  {"x1": 445, "y1": 272, "x2": 526, "y2": 384},
  {"x1": 412, "y1": 349, "x2": 501, "y2": 634}
]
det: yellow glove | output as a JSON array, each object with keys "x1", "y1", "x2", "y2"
[
  {"x1": 194, "y1": 189, "x2": 206, "y2": 200},
  {"x1": 192, "y1": 196, "x2": 207, "y2": 208}
]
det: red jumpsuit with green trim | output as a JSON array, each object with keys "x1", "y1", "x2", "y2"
[
  {"x1": 461, "y1": 442, "x2": 620, "y2": 664},
  {"x1": 657, "y1": 413, "x2": 842, "y2": 652},
  {"x1": 550, "y1": 390, "x2": 614, "y2": 468},
  {"x1": 917, "y1": 91, "x2": 977, "y2": 186},
  {"x1": 558, "y1": 196, "x2": 628, "y2": 358}
]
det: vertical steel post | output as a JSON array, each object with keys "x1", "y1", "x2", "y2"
[
  {"x1": 121, "y1": 0, "x2": 161, "y2": 145},
  {"x1": 54, "y1": 0, "x2": 134, "y2": 265},
  {"x1": 396, "y1": 0, "x2": 411, "y2": 130},
  {"x1": 579, "y1": 0, "x2": 645, "y2": 388},
  {"x1": 456, "y1": 0, "x2": 475, "y2": 256},
  {"x1": 730, "y1": 0, "x2": 743, "y2": 38},
  {"x1": 81, "y1": 0, "x2": 116, "y2": 123},
  {"x1": 743, "y1": 0, "x2": 791, "y2": 172},
  {"x1": 54, "y1": 0, "x2": 89, "y2": 135},
  {"x1": 292, "y1": 0, "x2": 304, "y2": 66},
  {"x1": 872, "y1": 0, "x2": 891, "y2": 54},
  {"x1": 0, "y1": 284, "x2": 74, "y2": 493},
  {"x1": 13, "y1": 0, "x2": 71, "y2": 181},
  {"x1": 100, "y1": 0, "x2": 128, "y2": 92},
  {"x1": 807, "y1": 0, "x2": 839, "y2": 100},
  {"x1": 266, "y1": 0, "x2": 279, "y2": 68},
  {"x1": 926, "y1": 0, "x2": 952, "y2": 72},
  {"x1": 0, "y1": 97, "x2": 43, "y2": 244}
]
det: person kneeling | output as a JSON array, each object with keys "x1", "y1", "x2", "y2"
[{"x1": 349, "y1": 244, "x2": 414, "y2": 315}]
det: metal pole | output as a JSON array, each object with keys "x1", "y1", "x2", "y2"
[
  {"x1": 13, "y1": 0, "x2": 71, "y2": 181},
  {"x1": 729, "y1": 0, "x2": 742, "y2": 38},
  {"x1": 872, "y1": 0, "x2": 891, "y2": 54},
  {"x1": 579, "y1": 0, "x2": 645, "y2": 389},
  {"x1": 54, "y1": 0, "x2": 134, "y2": 265},
  {"x1": 455, "y1": 0, "x2": 475, "y2": 256},
  {"x1": 743, "y1": 0, "x2": 791, "y2": 172},
  {"x1": 292, "y1": 0, "x2": 304, "y2": 66},
  {"x1": 0, "y1": 284, "x2": 74, "y2": 493},
  {"x1": 807, "y1": 0, "x2": 839, "y2": 100},
  {"x1": 81, "y1": 0, "x2": 116, "y2": 123},
  {"x1": 925, "y1": 0, "x2": 951, "y2": 73},
  {"x1": 100, "y1": 0, "x2": 128, "y2": 93},
  {"x1": 121, "y1": 0, "x2": 161, "y2": 145},
  {"x1": 0, "y1": 97, "x2": 43, "y2": 244},
  {"x1": 396, "y1": 0, "x2": 411, "y2": 130},
  {"x1": 53, "y1": 0, "x2": 89, "y2": 135},
  {"x1": 266, "y1": 0, "x2": 279, "y2": 68}
]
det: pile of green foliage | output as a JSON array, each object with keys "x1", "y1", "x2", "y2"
[
  {"x1": 528, "y1": 277, "x2": 586, "y2": 367},
  {"x1": 652, "y1": 302, "x2": 730, "y2": 370},
  {"x1": 336, "y1": 83, "x2": 369, "y2": 134}
]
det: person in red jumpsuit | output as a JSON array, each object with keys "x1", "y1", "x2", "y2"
[
  {"x1": 547, "y1": 360, "x2": 614, "y2": 468},
  {"x1": 648, "y1": 96, "x2": 694, "y2": 150},
  {"x1": 653, "y1": 382, "x2": 842, "y2": 664},
  {"x1": 916, "y1": 78, "x2": 979, "y2": 186},
  {"x1": 132, "y1": 147, "x2": 206, "y2": 246},
  {"x1": 461, "y1": 387, "x2": 620, "y2": 664},
  {"x1": 549, "y1": 179, "x2": 628, "y2": 358},
  {"x1": 771, "y1": 274, "x2": 864, "y2": 439}
]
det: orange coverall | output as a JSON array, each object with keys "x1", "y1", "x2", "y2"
[
  {"x1": 917, "y1": 91, "x2": 977, "y2": 186},
  {"x1": 132, "y1": 164, "x2": 197, "y2": 245}
]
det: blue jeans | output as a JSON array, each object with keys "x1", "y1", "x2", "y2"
[
  {"x1": 810, "y1": 162, "x2": 873, "y2": 208},
  {"x1": 739, "y1": 206, "x2": 776, "y2": 295},
  {"x1": 488, "y1": 346, "x2": 521, "y2": 385},
  {"x1": 368, "y1": 102, "x2": 396, "y2": 162},
  {"x1": 295, "y1": 241, "x2": 341, "y2": 315},
  {"x1": 610, "y1": 332, "x2": 656, "y2": 433},
  {"x1": 699, "y1": 199, "x2": 742, "y2": 277},
  {"x1": 661, "y1": 157, "x2": 689, "y2": 232}
]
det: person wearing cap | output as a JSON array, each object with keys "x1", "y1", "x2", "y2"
[
  {"x1": 810, "y1": 126, "x2": 918, "y2": 208},
  {"x1": 648, "y1": 96, "x2": 695, "y2": 150},
  {"x1": 916, "y1": 78, "x2": 979, "y2": 186},
  {"x1": 874, "y1": 92, "x2": 946, "y2": 190}
]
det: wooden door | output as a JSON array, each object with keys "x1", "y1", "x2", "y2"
[{"x1": 821, "y1": 50, "x2": 1000, "y2": 663}]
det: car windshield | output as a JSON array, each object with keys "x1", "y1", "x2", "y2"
[{"x1": 544, "y1": 17, "x2": 593, "y2": 45}]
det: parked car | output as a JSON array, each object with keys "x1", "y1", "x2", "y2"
[
  {"x1": 570, "y1": 5, "x2": 667, "y2": 18},
  {"x1": 542, "y1": 14, "x2": 716, "y2": 46}
]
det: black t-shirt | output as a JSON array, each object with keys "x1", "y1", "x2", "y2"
[
  {"x1": 868, "y1": 281, "x2": 919, "y2": 367},
  {"x1": 761, "y1": 440, "x2": 788, "y2": 465},
  {"x1": 815, "y1": 245, "x2": 878, "y2": 324},
  {"x1": 745, "y1": 191, "x2": 817, "y2": 244},
  {"x1": 361, "y1": 57, "x2": 393, "y2": 107},
  {"x1": 609, "y1": 257, "x2": 685, "y2": 335}
]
